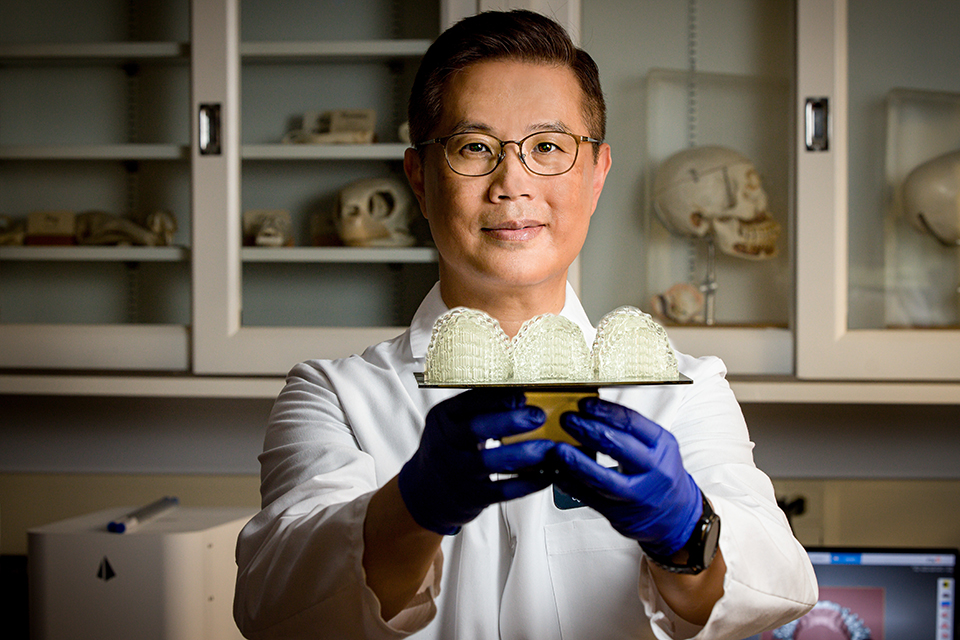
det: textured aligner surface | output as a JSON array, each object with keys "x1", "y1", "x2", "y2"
[
  {"x1": 512, "y1": 314, "x2": 591, "y2": 382},
  {"x1": 423, "y1": 305, "x2": 677, "y2": 384},
  {"x1": 423, "y1": 308, "x2": 511, "y2": 383},
  {"x1": 593, "y1": 306, "x2": 678, "y2": 381}
]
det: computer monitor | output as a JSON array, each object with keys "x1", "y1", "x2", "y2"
[{"x1": 743, "y1": 546, "x2": 956, "y2": 640}]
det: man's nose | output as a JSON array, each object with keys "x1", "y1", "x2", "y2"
[{"x1": 489, "y1": 143, "x2": 533, "y2": 199}]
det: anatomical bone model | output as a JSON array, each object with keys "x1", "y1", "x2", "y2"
[
  {"x1": 653, "y1": 145, "x2": 780, "y2": 259},
  {"x1": 648, "y1": 282, "x2": 705, "y2": 325},
  {"x1": 335, "y1": 177, "x2": 416, "y2": 247},
  {"x1": 283, "y1": 109, "x2": 376, "y2": 145},
  {"x1": 902, "y1": 149, "x2": 960, "y2": 247},
  {"x1": 76, "y1": 210, "x2": 177, "y2": 246},
  {"x1": 650, "y1": 146, "x2": 781, "y2": 323}
]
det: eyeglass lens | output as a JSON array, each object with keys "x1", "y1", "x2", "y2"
[{"x1": 443, "y1": 132, "x2": 581, "y2": 176}]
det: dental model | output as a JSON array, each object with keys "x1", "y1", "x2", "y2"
[{"x1": 423, "y1": 306, "x2": 678, "y2": 384}]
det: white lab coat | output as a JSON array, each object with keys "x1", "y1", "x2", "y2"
[{"x1": 234, "y1": 283, "x2": 817, "y2": 639}]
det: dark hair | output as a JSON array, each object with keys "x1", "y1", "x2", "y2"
[{"x1": 408, "y1": 10, "x2": 606, "y2": 150}]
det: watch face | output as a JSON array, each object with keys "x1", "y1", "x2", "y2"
[
  {"x1": 697, "y1": 507, "x2": 720, "y2": 568},
  {"x1": 645, "y1": 496, "x2": 720, "y2": 574}
]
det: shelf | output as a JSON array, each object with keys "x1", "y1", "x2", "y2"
[
  {"x1": 0, "y1": 374, "x2": 284, "y2": 398},
  {"x1": 240, "y1": 39, "x2": 431, "y2": 61},
  {"x1": 241, "y1": 246, "x2": 437, "y2": 263},
  {"x1": 0, "y1": 42, "x2": 189, "y2": 62},
  {"x1": 728, "y1": 377, "x2": 960, "y2": 405},
  {"x1": 0, "y1": 145, "x2": 189, "y2": 160},
  {"x1": 0, "y1": 246, "x2": 189, "y2": 262},
  {"x1": 242, "y1": 143, "x2": 408, "y2": 160}
]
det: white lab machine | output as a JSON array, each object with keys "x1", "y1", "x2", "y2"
[{"x1": 28, "y1": 505, "x2": 255, "y2": 640}]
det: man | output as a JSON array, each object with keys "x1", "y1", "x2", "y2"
[{"x1": 234, "y1": 10, "x2": 817, "y2": 639}]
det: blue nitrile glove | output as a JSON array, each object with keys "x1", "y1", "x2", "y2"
[
  {"x1": 552, "y1": 397, "x2": 702, "y2": 556},
  {"x1": 398, "y1": 389, "x2": 554, "y2": 535}
]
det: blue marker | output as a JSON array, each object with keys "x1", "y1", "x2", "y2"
[{"x1": 107, "y1": 496, "x2": 179, "y2": 533}]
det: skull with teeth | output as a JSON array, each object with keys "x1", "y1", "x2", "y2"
[
  {"x1": 335, "y1": 177, "x2": 416, "y2": 247},
  {"x1": 653, "y1": 146, "x2": 780, "y2": 259}
]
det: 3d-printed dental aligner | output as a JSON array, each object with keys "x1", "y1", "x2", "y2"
[
  {"x1": 512, "y1": 314, "x2": 592, "y2": 382},
  {"x1": 423, "y1": 308, "x2": 512, "y2": 384},
  {"x1": 423, "y1": 306, "x2": 678, "y2": 384},
  {"x1": 592, "y1": 306, "x2": 678, "y2": 381}
]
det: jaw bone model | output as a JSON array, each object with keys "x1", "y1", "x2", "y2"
[
  {"x1": 648, "y1": 282, "x2": 705, "y2": 324},
  {"x1": 76, "y1": 210, "x2": 178, "y2": 246},
  {"x1": 423, "y1": 306, "x2": 678, "y2": 384}
]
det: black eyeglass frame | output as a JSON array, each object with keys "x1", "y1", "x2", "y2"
[{"x1": 415, "y1": 131, "x2": 603, "y2": 177}]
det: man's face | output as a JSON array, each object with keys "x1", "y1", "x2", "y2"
[{"x1": 405, "y1": 60, "x2": 611, "y2": 298}]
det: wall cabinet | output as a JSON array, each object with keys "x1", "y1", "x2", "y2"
[
  {"x1": 795, "y1": 0, "x2": 960, "y2": 381},
  {"x1": 1, "y1": 0, "x2": 957, "y2": 401}
]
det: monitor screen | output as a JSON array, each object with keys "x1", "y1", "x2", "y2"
[{"x1": 742, "y1": 546, "x2": 956, "y2": 640}]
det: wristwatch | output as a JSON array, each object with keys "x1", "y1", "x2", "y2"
[{"x1": 643, "y1": 493, "x2": 720, "y2": 575}]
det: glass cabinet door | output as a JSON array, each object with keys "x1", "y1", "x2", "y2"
[
  {"x1": 0, "y1": 0, "x2": 192, "y2": 371},
  {"x1": 191, "y1": 0, "x2": 440, "y2": 374},
  {"x1": 578, "y1": 1, "x2": 796, "y2": 375},
  {"x1": 796, "y1": 0, "x2": 960, "y2": 379}
]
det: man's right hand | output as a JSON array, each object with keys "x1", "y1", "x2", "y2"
[{"x1": 397, "y1": 389, "x2": 554, "y2": 535}]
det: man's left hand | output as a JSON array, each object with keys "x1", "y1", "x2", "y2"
[{"x1": 552, "y1": 397, "x2": 702, "y2": 557}]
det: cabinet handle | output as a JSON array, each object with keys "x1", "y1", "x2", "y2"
[
  {"x1": 804, "y1": 97, "x2": 829, "y2": 151},
  {"x1": 198, "y1": 103, "x2": 222, "y2": 155}
]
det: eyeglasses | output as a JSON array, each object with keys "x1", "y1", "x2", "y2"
[{"x1": 416, "y1": 131, "x2": 602, "y2": 177}]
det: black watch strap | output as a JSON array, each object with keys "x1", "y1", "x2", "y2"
[{"x1": 643, "y1": 493, "x2": 720, "y2": 575}]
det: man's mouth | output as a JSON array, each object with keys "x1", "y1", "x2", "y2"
[{"x1": 481, "y1": 220, "x2": 545, "y2": 241}]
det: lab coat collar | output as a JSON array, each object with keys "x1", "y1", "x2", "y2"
[{"x1": 408, "y1": 282, "x2": 597, "y2": 359}]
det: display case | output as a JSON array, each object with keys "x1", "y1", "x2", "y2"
[
  {"x1": 643, "y1": 67, "x2": 793, "y2": 374},
  {"x1": 795, "y1": 0, "x2": 960, "y2": 380},
  {"x1": 191, "y1": 0, "x2": 442, "y2": 374},
  {"x1": 3, "y1": 0, "x2": 957, "y2": 399},
  {"x1": 882, "y1": 88, "x2": 960, "y2": 329},
  {"x1": 0, "y1": 0, "x2": 192, "y2": 370}
]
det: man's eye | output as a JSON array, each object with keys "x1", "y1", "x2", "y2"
[
  {"x1": 463, "y1": 142, "x2": 491, "y2": 154},
  {"x1": 533, "y1": 141, "x2": 559, "y2": 153}
]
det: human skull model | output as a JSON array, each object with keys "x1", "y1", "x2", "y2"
[
  {"x1": 653, "y1": 146, "x2": 780, "y2": 259},
  {"x1": 902, "y1": 149, "x2": 960, "y2": 246},
  {"x1": 335, "y1": 177, "x2": 416, "y2": 247}
]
